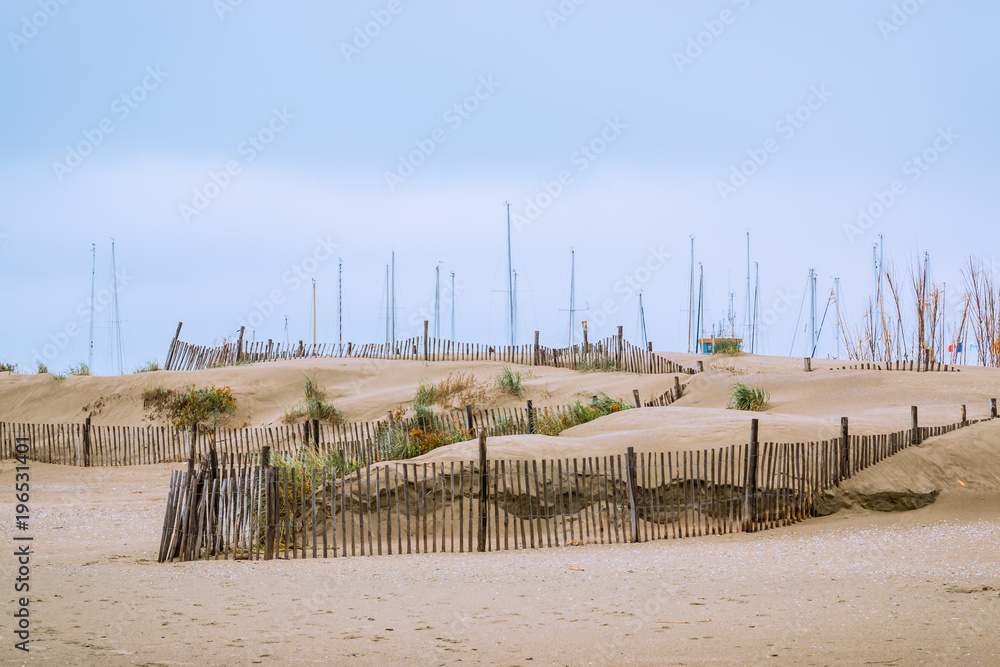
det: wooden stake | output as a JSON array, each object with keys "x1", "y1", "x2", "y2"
[
  {"x1": 477, "y1": 430, "x2": 488, "y2": 552},
  {"x1": 742, "y1": 419, "x2": 759, "y2": 532}
]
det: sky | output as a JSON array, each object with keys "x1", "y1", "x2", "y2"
[{"x1": 1, "y1": 0, "x2": 997, "y2": 375}]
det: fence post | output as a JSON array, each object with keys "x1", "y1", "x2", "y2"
[
  {"x1": 631, "y1": 390, "x2": 640, "y2": 408},
  {"x1": 582, "y1": 320, "x2": 588, "y2": 351},
  {"x1": 312, "y1": 418, "x2": 320, "y2": 446},
  {"x1": 961, "y1": 404, "x2": 967, "y2": 426},
  {"x1": 534, "y1": 330, "x2": 540, "y2": 366},
  {"x1": 625, "y1": 446, "x2": 639, "y2": 542},
  {"x1": 616, "y1": 325, "x2": 624, "y2": 371},
  {"x1": 742, "y1": 419, "x2": 759, "y2": 532},
  {"x1": 696, "y1": 360, "x2": 704, "y2": 373},
  {"x1": 526, "y1": 400, "x2": 535, "y2": 434},
  {"x1": 465, "y1": 404, "x2": 475, "y2": 433},
  {"x1": 839, "y1": 417, "x2": 849, "y2": 483},
  {"x1": 647, "y1": 341, "x2": 653, "y2": 352},
  {"x1": 187, "y1": 428, "x2": 197, "y2": 475},
  {"x1": 165, "y1": 321, "x2": 183, "y2": 370},
  {"x1": 423, "y1": 320, "x2": 429, "y2": 361},
  {"x1": 477, "y1": 430, "x2": 488, "y2": 553},
  {"x1": 911, "y1": 406, "x2": 920, "y2": 445},
  {"x1": 82, "y1": 416, "x2": 92, "y2": 467},
  {"x1": 303, "y1": 421, "x2": 310, "y2": 447},
  {"x1": 236, "y1": 325, "x2": 245, "y2": 363},
  {"x1": 674, "y1": 375, "x2": 682, "y2": 399},
  {"x1": 262, "y1": 446, "x2": 276, "y2": 560},
  {"x1": 209, "y1": 429, "x2": 219, "y2": 481},
  {"x1": 992, "y1": 398, "x2": 997, "y2": 419},
  {"x1": 803, "y1": 357, "x2": 812, "y2": 372}
]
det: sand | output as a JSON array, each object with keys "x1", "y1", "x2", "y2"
[{"x1": 2, "y1": 353, "x2": 1000, "y2": 664}]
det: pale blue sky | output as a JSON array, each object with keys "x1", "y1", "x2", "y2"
[{"x1": 1, "y1": 1, "x2": 997, "y2": 373}]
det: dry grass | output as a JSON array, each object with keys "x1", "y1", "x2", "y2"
[{"x1": 415, "y1": 372, "x2": 492, "y2": 410}]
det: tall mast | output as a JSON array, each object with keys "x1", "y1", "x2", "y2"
[
  {"x1": 505, "y1": 201, "x2": 514, "y2": 346},
  {"x1": 745, "y1": 230, "x2": 751, "y2": 343},
  {"x1": 834, "y1": 276, "x2": 841, "y2": 359},
  {"x1": 752, "y1": 261, "x2": 759, "y2": 354},
  {"x1": 513, "y1": 269, "x2": 518, "y2": 344},
  {"x1": 311, "y1": 278, "x2": 317, "y2": 350},
  {"x1": 110, "y1": 239, "x2": 123, "y2": 374},
  {"x1": 391, "y1": 250, "x2": 396, "y2": 345},
  {"x1": 809, "y1": 268, "x2": 817, "y2": 357},
  {"x1": 695, "y1": 262, "x2": 704, "y2": 353},
  {"x1": 88, "y1": 243, "x2": 96, "y2": 371},
  {"x1": 687, "y1": 236, "x2": 694, "y2": 353},
  {"x1": 284, "y1": 315, "x2": 289, "y2": 347},
  {"x1": 638, "y1": 291, "x2": 648, "y2": 348},
  {"x1": 384, "y1": 264, "x2": 390, "y2": 346},
  {"x1": 434, "y1": 264, "x2": 441, "y2": 339},
  {"x1": 568, "y1": 248, "x2": 576, "y2": 347},
  {"x1": 338, "y1": 258, "x2": 343, "y2": 354},
  {"x1": 450, "y1": 271, "x2": 456, "y2": 341}
]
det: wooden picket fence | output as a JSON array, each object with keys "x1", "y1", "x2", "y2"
[
  {"x1": 157, "y1": 406, "x2": 997, "y2": 562},
  {"x1": 831, "y1": 360, "x2": 960, "y2": 372},
  {"x1": 0, "y1": 390, "x2": 680, "y2": 467},
  {"x1": 163, "y1": 322, "x2": 696, "y2": 376}
]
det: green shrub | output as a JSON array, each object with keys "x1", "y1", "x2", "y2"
[
  {"x1": 575, "y1": 355, "x2": 617, "y2": 372},
  {"x1": 136, "y1": 360, "x2": 160, "y2": 373},
  {"x1": 727, "y1": 383, "x2": 769, "y2": 411},
  {"x1": 0, "y1": 361, "x2": 17, "y2": 373},
  {"x1": 68, "y1": 362, "x2": 90, "y2": 376},
  {"x1": 535, "y1": 392, "x2": 631, "y2": 435},
  {"x1": 495, "y1": 366, "x2": 525, "y2": 397},
  {"x1": 35, "y1": 362, "x2": 48, "y2": 374},
  {"x1": 282, "y1": 376, "x2": 344, "y2": 425},
  {"x1": 712, "y1": 338, "x2": 742, "y2": 356},
  {"x1": 142, "y1": 384, "x2": 237, "y2": 431}
]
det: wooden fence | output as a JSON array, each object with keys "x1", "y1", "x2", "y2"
[
  {"x1": 157, "y1": 406, "x2": 996, "y2": 562},
  {"x1": 163, "y1": 322, "x2": 696, "y2": 376},
  {"x1": 830, "y1": 360, "x2": 960, "y2": 372},
  {"x1": 0, "y1": 389, "x2": 685, "y2": 467}
]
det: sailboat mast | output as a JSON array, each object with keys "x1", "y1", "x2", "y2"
[
  {"x1": 687, "y1": 236, "x2": 694, "y2": 354},
  {"x1": 312, "y1": 278, "x2": 317, "y2": 350},
  {"x1": 88, "y1": 243, "x2": 96, "y2": 371},
  {"x1": 434, "y1": 264, "x2": 441, "y2": 339},
  {"x1": 745, "y1": 230, "x2": 751, "y2": 343},
  {"x1": 505, "y1": 201, "x2": 514, "y2": 346},
  {"x1": 695, "y1": 262, "x2": 704, "y2": 353},
  {"x1": 338, "y1": 258, "x2": 343, "y2": 354},
  {"x1": 110, "y1": 239, "x2": 123, "y2": 375},
  {"x1": 450, "y1": 271, "x2": 456, "y2": 342},
  {"x1": 391, "y1": 250, "x2": 396, "y2": 345},
  {"x1": 638, "y1": 291, "x2": 648, "y2": 348},
  {"x1": 568, "y1": 248, "x2": 576, "y2": 347}
]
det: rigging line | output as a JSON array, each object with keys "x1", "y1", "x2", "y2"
[
  {"x1": 788, "y1": 274, "x2": 811, "y2": 357},
  {"x1": 812, "y1": 289, "x2": 836, "y2": 358}
]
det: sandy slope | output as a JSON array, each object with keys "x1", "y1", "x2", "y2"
[
  {"x1": 1, "y1": 459, "x2": 998, "y2": 665},
  {"x1": 2, "y1": 353, "x2": 1000, "y2": 664}
]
